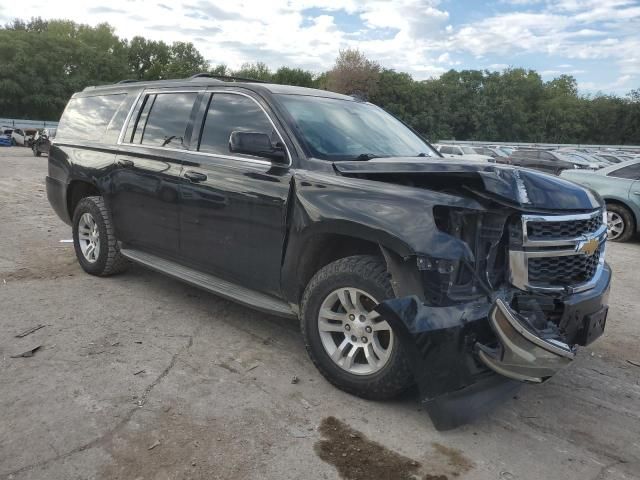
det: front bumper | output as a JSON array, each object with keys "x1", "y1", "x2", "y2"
[{"x1": 376, "y1": 262, "x2": 611, "y2": 430}]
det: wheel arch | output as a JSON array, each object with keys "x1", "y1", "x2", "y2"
[
  {"x1": 66, "y1": 180, "x2": 101, "y2": 220},
  {"x1": 282, "y1": 223, "x2": 415, "y2": 305}
]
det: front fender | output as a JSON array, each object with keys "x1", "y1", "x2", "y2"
[
  {"x1": 280, "y1": 171, "x2": 485, "y2": 302},
  {"x1": 289, "y1": 170, "x2": 483, "y2": 255}
]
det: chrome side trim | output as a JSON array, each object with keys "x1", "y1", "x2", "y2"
[{"x1": 117, "y1": 89, "x2": 143, "y2": 144}]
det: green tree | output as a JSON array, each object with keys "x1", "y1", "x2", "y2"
[
  {"x1": 128, "y1": 36, "x2": 170, "y2": 80},
  {"x1": 233, "y1": 62, "x2": 273, "y2": 81},
  {"x1": 272, "y1": 67, "x2": 314, "y2": 87}
]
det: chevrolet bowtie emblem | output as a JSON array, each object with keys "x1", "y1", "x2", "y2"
[{"x1": 577, "y1": 237, "x2": 599, "y2": 256}]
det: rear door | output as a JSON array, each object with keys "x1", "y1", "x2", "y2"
[
  {"x1": 178, "y1": 89, "x2": 292, "y2": 295},
  {"x1": 109, "y1": 89, "x2": 201, "y2": 258}
]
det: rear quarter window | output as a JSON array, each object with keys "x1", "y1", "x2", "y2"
[{"x1": 56, "y1": 94, "x2": 127, "y2": 143}]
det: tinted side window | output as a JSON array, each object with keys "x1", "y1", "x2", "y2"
[
  {"x1": 440, "y1": 146, "x2": 452, "y2": 154},
  {"x1": 132, "y1": 92, "x2": 197, "y2": 148},
  {"x1": 103, "y1": 93, "x2": 137, "y2": 144},
  {"x1": 608, "y1": 164, "x2": 640, "y2": 180},
  {"x1": 198, "y1": 93, "x2": 275, "y2": 158},
  {"x1": 56, "y1": 94, "x2": 126, "y2": 143}
]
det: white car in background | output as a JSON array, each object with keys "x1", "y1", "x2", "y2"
[
  {"x1": 436, "y1": 144, "x2": 494, "y2": 162},
  {"x1": 11, "y1": 128, "x2": 36, "y2": 146}
]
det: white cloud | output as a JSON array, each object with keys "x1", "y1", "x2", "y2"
[{"x1": 7, "y1": 0, "x2": 638, "y2": 91}]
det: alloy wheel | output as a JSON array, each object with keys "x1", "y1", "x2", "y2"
[
  {"x1": 607, "y1": 211, "x2": 625, "y2": 240},
  {"x1": 317, "y1": 287, "x2": 394, "y2": 375},
  {"x1": 78, "y1": 212, "x2": 101, "y2": 263}
]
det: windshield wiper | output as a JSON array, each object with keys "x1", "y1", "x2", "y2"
[{"x1": 353, "y1": 153, "x2": 381, "y2": 161}]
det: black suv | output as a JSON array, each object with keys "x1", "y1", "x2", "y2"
[{"x1": 47, "y1": 75, "x2": 611, "y2": 429}]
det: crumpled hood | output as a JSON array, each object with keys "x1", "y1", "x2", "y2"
[{"x1": 333, "y1": 158, "x2": 602, "y2": 211}]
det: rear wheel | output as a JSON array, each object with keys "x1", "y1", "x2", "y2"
[
  {"x1": 300, "y1": 255, "x2": 413, "y2": 400},
  {"x1": 72, "y1": 196, "x2": 129, "y2": 276},
  {"x1": 606, "y1": 203, "x2": 635, "y2": 242}
]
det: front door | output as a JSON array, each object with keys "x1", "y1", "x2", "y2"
[
  {"x1": 108, "y1": 90, "x2": 200, "y2": 258},
  {"x1": 178, "y1": 91, "x2": 292, "y2": 296}
]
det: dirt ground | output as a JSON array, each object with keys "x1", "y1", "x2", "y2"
[{"x1": 0, "y1": 146, "x2": 639, "y2": 480}]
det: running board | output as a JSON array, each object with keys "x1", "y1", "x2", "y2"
[{"x1": 120, "y1": 249, "x2": 296, "y2": 318}]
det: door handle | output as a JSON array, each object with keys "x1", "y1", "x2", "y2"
[
  {"x1": 633, "y1": 191, "x2": 640, "y2": 195},
  {"x1": 117, "y1": 158, "x2": 134, "y2": 168},
  {"x1": 184, "y1": 171, "x2": 207, "y2": 182}
]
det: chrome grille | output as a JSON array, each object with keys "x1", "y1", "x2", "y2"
[
  {"x1": 509, "y1": 210, "x2": 606, "y2": 293},
  {"x1": 527, "y1": 215, "x2": 602, "y2": 240},
  {"x1": 528, "y1": 248, "x2": 601, "y2": 285}
]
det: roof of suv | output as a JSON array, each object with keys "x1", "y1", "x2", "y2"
[{"x1": 80, "y1": 77, "x2": 354, "y2": 101}]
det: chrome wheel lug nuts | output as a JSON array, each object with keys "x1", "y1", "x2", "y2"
[
  {"x1": 359, "y1": 315, "x2": 366, "y2": 322},
  {"x1": 351, "y1": 335, "x2": 358, "y2": 342},
  {"x1": 345, "y1": 324, "x2": 351, "y2": 331},
  {"x1": 349, "y1": 314, "x2": 355, "y2": 320},
  {"x1": 365, "y1": 326, "x2": 372, "y2": 333},
  {"x1": 361, "y1": 337, "x2": 368, "y2": 343}
]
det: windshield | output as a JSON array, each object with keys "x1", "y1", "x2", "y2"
[{"x1": 276, "y1": 94, "x2": 438, "y2": 160}]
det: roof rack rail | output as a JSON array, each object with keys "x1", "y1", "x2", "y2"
[
  {"x1": 116, "y1": 79, "x2": 139, "y2": 84},
  {"x1": 188, "y1": 73, "x2": 267, "y2": 83}
]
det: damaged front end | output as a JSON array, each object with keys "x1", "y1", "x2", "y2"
[{"x1": 376, "y1": 199, "x2": 610, "y2": 431}]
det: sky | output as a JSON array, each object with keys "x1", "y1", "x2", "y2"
[{"x1": 4, "y1": 0, "x2": 640, "y2": 94}]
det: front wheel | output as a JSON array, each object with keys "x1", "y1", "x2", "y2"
[{"x1": 300, "y1": 255, "x2": 413, "y2": 400}]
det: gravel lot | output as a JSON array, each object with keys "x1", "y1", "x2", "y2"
[{"x1": 1, "y1": 146, "x2": 639, "y2": 480}]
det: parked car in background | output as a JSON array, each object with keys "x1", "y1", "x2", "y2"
[
  {"x1": 470, "y1": 146, "x2": 502, "y2": 158},
  {"x1": 1, "y1": 127, "x2": 14, "y2": 146},
  {"x1": 561, "y1": 159, "x2": 640, "y2": 242},
  {"x1": 505, "y1": 148, "x2": 594, "y2": 174},
  {"x1": 10, "y1": 128, "x2": 37, "y2": 146},
  {"x1": 32, "y1": 128, "x2": 55, "y2": 156},
  {"x1": 436, "y1": 144, "x2": 493, "y2": 162},
  {"x1": 488, "y1": 145, "x2": 515, "y2": 156},
  {"x1": 556, "y1": 150, "x2": 608, "y2": 169}
]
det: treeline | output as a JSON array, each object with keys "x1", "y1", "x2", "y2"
[{"x1": 1, "y1": 18, "x2": 639, "y2": 144}]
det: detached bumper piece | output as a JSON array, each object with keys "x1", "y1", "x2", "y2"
[{"x1": 476, "y1": 299, "x2": 575, "y2": 383}]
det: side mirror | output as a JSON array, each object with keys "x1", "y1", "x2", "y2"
[{"x1": 229, "y1": 131, "x2": 286, "y2": 162}]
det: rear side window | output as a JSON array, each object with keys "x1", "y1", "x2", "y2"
[
  {"x1": 56, "y1": 94, "x2": 126, "y2": 143},
  {"x1": 608, "y1": 163, "x2": 640, "y2": 180},
  {"x1": 130, "y1": 92, "x2": 198, "y2": 148},
  {"x1": 198, "y1": 93, "x2": 275, "y2": 158}
]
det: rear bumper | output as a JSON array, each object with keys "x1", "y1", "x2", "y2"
[
  {"x1": 376, "y1": 262, "x2": 611, "y2": 430},
  {"x1": 46, "y1": 175, "x2": 71, "y2": 225}
]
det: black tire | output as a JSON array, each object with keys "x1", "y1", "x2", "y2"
[
  {"x1": 300, "y1": 255, "x2": 414, "y2": 400},
  {"x1": 606, "y1": 203, "x2": 635, "y2": 242},
  {"x1": 72, "y1": 196, "x2": 129, "y2": 276}
]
